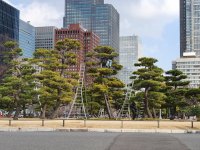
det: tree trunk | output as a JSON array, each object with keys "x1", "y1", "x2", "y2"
[
  {"x1": 23, "y1": 104, "x2": 26, "y2": 118},
  {"x1": 50, "y1": 101, "x2": 61, "y2": 119},
  {"x1": 144, "y1": 88, "x2": 153, "y2": 118},
  {"x1": 40, "y1": 104, "x2": 47, "y2": 119},
  {"x1": 173, "y1": 106, "x2": 177, "y2": 117},
  {"x1": 50, "y1": 87, "x2": 63, "y2": 119},
  {"x1": 169, "y1": 107, "x2": 176, "y2": 120},
  {"x1": 13, "y1": 105, "x2": 20, "y2": 120},
  {"x1": 104, "y1": 94, "x2": 113, "y2": 119},
  {"x1": 13, "y1": 94, "x2": 21, "y2": 120},
  {"x1": 182, "y1": 112, "x2": 186, "y2": 119},
  {"x1": 7, "y1": 110, "x2": 13, "y2": 118},
  {"x1": 152, "y1": 108, "x2": 157, "y2": 118}
]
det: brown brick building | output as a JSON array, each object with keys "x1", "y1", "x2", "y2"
[{"x1": 55, "y1": 24, "x2": 100, "y2": 83}]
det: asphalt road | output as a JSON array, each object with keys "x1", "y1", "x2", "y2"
[{"x1": 0, "y1": 132, "x2": 199, "y2": 150}]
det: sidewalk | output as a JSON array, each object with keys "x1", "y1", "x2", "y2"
[{"x1": 0, "y1": 127, "x2": 200, "y2": 134}]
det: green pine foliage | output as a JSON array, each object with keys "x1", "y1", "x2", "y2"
[
  {"x1": 31, "y1": 38, "x2": 81, "y2": 119},
  {"x1": 164, "y1": 69, "x2": 190, "y2": 119},
  {"x1": 0, "y1": 41, "x2": 36, "y2": 120},
  {"x1": 1, "y1": 39, "x2": 200, "y2": 120},
  {"x1": 86, "y1": 46, "x2": 125, "y2": 119},
  {"x1": 131, "y1": 57, "x2": 165, "y2": 118}
]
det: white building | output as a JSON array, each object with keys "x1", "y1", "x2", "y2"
[
  {"x1": 117, "y1": 35, "x2": 141, "y2": 85},
  {"x1": 173, "y1": 52, "x2": 200, "y2": 88},
  {"x1": 35, "y1": 26, "x2": 56, "y2": 50}
]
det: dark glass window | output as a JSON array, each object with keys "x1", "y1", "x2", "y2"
[{"x1": 0, "y1": 0, "x2": 19, "y2": 41}]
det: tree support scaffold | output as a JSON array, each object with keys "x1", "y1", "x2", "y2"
[{"x1": 67, "y1": 64, "x2": 87, "y2": 119}]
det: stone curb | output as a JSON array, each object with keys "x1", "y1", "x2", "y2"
[{"x1": 0, "y1": 128, "x2": 200, "y2": 134}]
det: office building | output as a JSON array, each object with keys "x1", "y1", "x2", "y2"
[
  {"x1": 180, "y1": 0, "x2": 200, "y2": 57},
  {"x1": 35, "y1": 26, "x2": 56, "y2": 50},
  {"x1": 117, "y1": 36, "x2": 141, "y2": 85},
  {"x1": 63, "y1": 0, "x2": 119, "y2": 53},
  {"x1": 0, "y1": 0, "x2": 19, "y2": 77},
  {"x1": 173, "y1": 56, "x2": 200, "y2": 88},
  {"x1": 173, "y1": 0, "x2": 200, "y2": 88},
  {"x1": 19, "y1": 20, "x2": 35, "y2": 58},
  {"x1": 55, "y1": 24, "x2": 100, "y2": 84},
  {"x1": 0, "y1": 0, "x2": 19, "y2": 41}
]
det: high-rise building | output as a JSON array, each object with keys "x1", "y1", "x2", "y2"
[
  {"x1": 35, "y1": 26, "x2": 56, "y2": 50},
  {"x1": 19, "y1": 20, "x2": 35, "y2": 58},
  {"x1": 63, "y1": 0, "x2": 119, "y2": 52},
  {"x1": 173, "y1": 0, "x2": 200, "y2": 88},
  {"x1": 180, "y1": 0, "x2": 200, "y2": 57},
  {"x1": 0, "y1": 0, "x2": 19, "y2": 41},
  {"x1": 173, "y1": 57, "x2": 200, "y2": 88},
  {"x1": 55, "y1": 24, "x2": 100, "y2": 84},
  {"x1": 0, "y1": 0, "x2": 19, "y2": 77},
  {"x1": 117, "y1": 36, "x2": 141, "y2": 85}
]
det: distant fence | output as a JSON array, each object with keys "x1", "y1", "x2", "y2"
[{"x1": 0, "y1": 119, "x2": 199, "y2": 129}]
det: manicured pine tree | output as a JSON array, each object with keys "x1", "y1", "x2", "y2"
[
  {"x1": 131, "y1": 57, "x2": 165, "y2": 118},
  {"x1": 86, "y1": 46, "x2": 125, "y2": 119},
  {"x1": 0, "y1": 41, "x2": 36, "y2": 120},
  {"x1": 164, "y1": 69, "x2": 190, "y2": 118},
  {"x1": 185, "y1": 88, "x2": 200, "y2": 105},
  {"x1": 31, "y1": 38, "x2": 81, "y2": 119}
]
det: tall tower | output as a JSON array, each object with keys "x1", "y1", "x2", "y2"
[
  {"x1": 180, "y1": 0, "x2": 200, "y2": 57},
  {"x1": 0, "y1": 0, "x2": 19, "y2": 41},
  {"x1": 173, "y1": 0, "x2": 200, "y2": 88},
  {"x1": 0, "y1": 0, "x2": 19, "y2": 77},
  {"x1": 19, "y1": 20, "x2": 35, "y2": 58},
  {"x1": 117, "y1": 36, "x2": 141, "y2": 85},
  {"x1": 63, "y1": 0, "x2": 119, "y2": 52}
]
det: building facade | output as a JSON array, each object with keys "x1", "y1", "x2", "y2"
[
  {"x1": 63, "y1": 0, "x2": 119, "y2": 52},
  {"x1": 173, "y1": 56, "x2": 200, "y2": 88},
  {"x1": 180, "y1": 0, "x2": 200, "y2": 57},
  {"x1": 117, "y1": 36, "x2": 141, "y2": 85},
  {"x1": 173, "y1": 0, "x2": 200, "y2": 88},
  {"x1": 0, "y1": 0, "x2": 19, "y2": 41},
  {"x1": 55, "y1": 24, "x2": 100, "y2": 83},
  {"x1": 35, "y1": 26, "x2": 56, "y2": 50},
  {"x1": 0, "y1": 0, "x2": 19, "y2": 78},
  {"x1": 19, "y1": 20, "x2": 35, "y2": 58}
]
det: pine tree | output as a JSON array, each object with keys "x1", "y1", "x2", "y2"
[
  {"x1": 131, "y1": 57, "x2": 165, "y2": 118},
  {"x1": 31, "y1": 38, "x2": 81, "y2": 119},
  {"x1": 164, "y1": 69, "x2": 190, "y2": 119},
  {"x1": 0, "y1": 41, "x2": 36, "y2": 120},
  {"x1": 86, "y1": 46, "x2": 125, "y2": 119}
]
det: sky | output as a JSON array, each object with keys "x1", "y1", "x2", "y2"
[{"x1": 4, "y1": 0, "x2": 180, "y2": 71}]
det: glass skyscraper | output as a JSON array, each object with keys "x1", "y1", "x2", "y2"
[
  {"x1": 117, "y1": 36, "x2": 141, "y2": 85},
  {"x1": 180, "y1": 0, "x2": 200, "y2": 57},
  {"x1": 0, "y1": 0, "x2": 19, "y2": 77},
  {"x1": 19, "y1": 20, "x2": 35, "y2": 58},
  {"x1": 173, "y1": 0, "x2": 200, "y2": 88},
  {"x1": 0, "y1": 0, "x2": 19, "y2": 41},
  {"x1": 63, "y1": 0, "x2": 119, "y2": 52}
]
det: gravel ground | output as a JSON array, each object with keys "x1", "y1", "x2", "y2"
[{"x1": 0, "y1": 119, "x2": 199, "y2": 130}]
